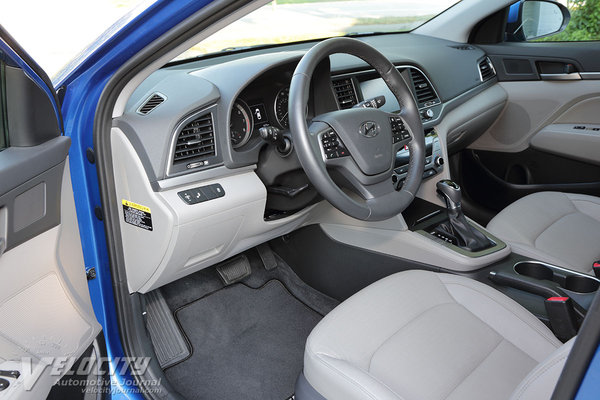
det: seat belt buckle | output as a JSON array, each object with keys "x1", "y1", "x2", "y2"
[
  {"x1": 592, "y1": 261, "x2": 600, "y2": 278},
  {"x1": 545, "y1": 297, "x2": 578, "y2": 342}
]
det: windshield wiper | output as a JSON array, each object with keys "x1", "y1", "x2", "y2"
[
  {"x1": 343, "y1": 32, "x2": 388, "y2": 37},
  {"x1": 218, "y1": 45, "x2": 257, "y2": 52}
]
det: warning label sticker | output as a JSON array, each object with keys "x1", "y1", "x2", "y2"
[{"x1": 122, "y1": 199, "x2": 153, "y2": 231}]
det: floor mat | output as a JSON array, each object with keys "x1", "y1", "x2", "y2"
[{"x1": 165, "y1": 280, "x2": 322, "y2": 400}]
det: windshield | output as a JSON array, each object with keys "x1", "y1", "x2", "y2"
[
  {"x1": 174, "y1": 0, "x2": 461, "y2": 62},
  {"x1": 2, "y1": 0, "x2": 154, "y2": 81}
]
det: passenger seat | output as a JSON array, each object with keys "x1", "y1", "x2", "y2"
[{"x1": 487, "y1": 192, "x2": 600, "y2": 275}]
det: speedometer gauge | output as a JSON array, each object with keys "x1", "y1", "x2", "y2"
[
  {"x1": 274, "y1": 86, "x2": 290, "y2": 129},
  {"x1": 230, "y1": 100, "x2": 253, "y2": 148}
]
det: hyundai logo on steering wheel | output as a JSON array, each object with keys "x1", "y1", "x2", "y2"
[{"x1": 359, "y1": 121, "x2": 379, "y2": 138}]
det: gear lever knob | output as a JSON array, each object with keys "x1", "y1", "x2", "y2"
[{"x1": 436, "y1": 179, "x2": 462, "y2": 210}]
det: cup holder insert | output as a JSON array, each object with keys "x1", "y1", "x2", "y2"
[
  {"x1": 514, "y1": 262, "x2": 554, "y2": 281},
  {"x1": 564, "y1": 275, "x2": 600, "y2": 294},
  {"x1": 514, "y1": 262, "x2": 599, "y2": 294}
]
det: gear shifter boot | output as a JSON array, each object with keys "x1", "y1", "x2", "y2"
[{"x1": 436, "y1": 180, "x2": 493, "y2": 252}]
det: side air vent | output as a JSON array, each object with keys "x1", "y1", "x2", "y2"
[
  {"x1": 332, "y1": 78, "x2": 358, "y2": 109},
  {"x1": 409, "y1": 68, "x2": 440, "y2": 108},
  {"x1": 478, "y1": 57, "x2": 496, "y2": 81},
  {"x1": 173, "y1": 112, "x2": 215, "y2": 165},
  {"x1": 137, "y1": 93, "x2": 166, "y2": 115}
]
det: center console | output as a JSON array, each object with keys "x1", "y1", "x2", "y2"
[
  {"x1": 486, "y1": 258, "x2": 599, "y2": 341},
  {"x1": 392, "y1": 130, "x2": 443, "y2": 189},
  {"x1": 402, "y1": 186, "x2": 506, "y2": 258}
]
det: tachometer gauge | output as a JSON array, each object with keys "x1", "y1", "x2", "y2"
[
  {"x1": 274, "y1": 86, "x2": 290, "y2": 129},
  {"x1": 230, "y1": 100, "x2": 253, "y2": 148}
]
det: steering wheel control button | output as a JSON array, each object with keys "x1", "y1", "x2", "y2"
[
  {"x1": 390, "y1": 116, "x2": 410, "y2": 143},
  {"x1": 178, "y1": 184, "x2": 225, "y2": 204},
  {"x1": 321, "y1": 130, "x2": 349, "y2": 159}
]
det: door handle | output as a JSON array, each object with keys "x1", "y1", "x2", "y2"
[{"x1": 540, "y1": 72, "x2": 581, "y2": 81}]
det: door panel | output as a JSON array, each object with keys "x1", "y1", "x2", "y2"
[
  {"x1": 0, "y1": 161, "x2": 101, "y2": 399},
  {"x1": 459, "y1": 39, "x2": 600, "y2": 218},
  {"x1": 0, "y1": 34, "x2": 100, "y2": 399},
  {"x1": 469, "y1": 80, "x2": 600, "y2": 152},
  {"x1": 531, "y1": 123, "x2": 600, "y2": 166}
]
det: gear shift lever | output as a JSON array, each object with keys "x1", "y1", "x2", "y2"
[
  {"x1": 436, "y1": 180, "x2": 462, "y2": 210},
  {"x1": 435, "y1": 180, "x2": 492, "y2": 252}
]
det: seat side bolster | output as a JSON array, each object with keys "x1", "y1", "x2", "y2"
[
  {"x1": 509, "y1": 338, "x2": 575, "y2": 400},
  {"x1": 437, "y1": 273, "x2": 561, "y2": 361},
  {"x1": 304, "y1": 349, "x2": 405, "y2": 400}
]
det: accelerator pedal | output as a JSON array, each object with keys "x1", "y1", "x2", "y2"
[
  {"x1": 257, "y1": 243, "x2": 278, "y2": 270},
  {"x1": 145, "y1": 289, "x2": 190, "y2": 369},
  {"x1": 216, "y1": 254, "x2": 252, "y2": 285}
]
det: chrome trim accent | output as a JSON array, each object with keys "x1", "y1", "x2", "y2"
[
  {"x1": 580, "y1": 72, "x2": 600, "y2": 80},
  {"x1": 540, "y1": 72, "x2": 582, "y2": 81}
]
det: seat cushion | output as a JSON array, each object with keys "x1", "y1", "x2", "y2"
[
  {"x1": 304, "y1": 270, "x2": 562, "y2": 400},
  {"x1": 487, "y1": 192, "x2": 600, "y2": 275}
]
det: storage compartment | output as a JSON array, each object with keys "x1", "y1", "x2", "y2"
[
  {"x1": 514, "y1": 262, "x2": 554, "y2": 281},
  {"x1": 512, "y1": 261, "x2": 600, "y2": 295},
  {"x1": 564, "y1": 275, "x2": 600, "y2": 294}
]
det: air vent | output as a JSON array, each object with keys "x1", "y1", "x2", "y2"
[
  {"x1": 332, "y1": 78, "x2": 358, "y2": 109},
  {"x1": 409, "y1": 68, "x2": 440, "y2": 108},
  {"x1": 478, "y1": 57, "x2": 496, "y2": 81},
  {"x1": 137, "y1": 93, "x2": 166, "y2": 115},
  {"x1": 173, "y1": 112, "x2": 215, "y2": 165}
]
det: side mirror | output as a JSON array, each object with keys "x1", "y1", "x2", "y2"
[{"x1": 507, "y1": 0, "x2": 571, "y2": 41}]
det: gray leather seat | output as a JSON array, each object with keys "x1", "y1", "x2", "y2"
[
  {"x1": 300, "y1": 270, "x2": 572, "y2": 400},
  {"x1": 487, "y1": 192, "x2": 600, "y2": 275}
]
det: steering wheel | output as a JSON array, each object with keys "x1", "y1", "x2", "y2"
[{"x1": 289, "y1": 37, "x2": 426, "y2": 221}]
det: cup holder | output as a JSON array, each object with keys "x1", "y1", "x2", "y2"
[
  {"x1": 564, "y1": 275, "x2": 600, "y2": 294},
  {"x1": 514, "y1": 262, "x2": 554, "y2": 281}
]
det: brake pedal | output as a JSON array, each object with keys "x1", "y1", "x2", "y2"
[{"x1": 216, "y1": 255, "x2": 252, "y2": 285}]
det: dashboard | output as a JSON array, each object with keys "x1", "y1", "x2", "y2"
[{"x1": 113, "y1": 33, "x2": 505, "y2": 293}]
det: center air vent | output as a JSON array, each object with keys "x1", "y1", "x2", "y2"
[
  {"x1": 478, "y1": 57, "x2": 496, "y2": 81},
  {"x1": 332, "y1": 78, "x2": 358, "y2": 109},
  {"x1": 137, "y1": 93, "x2": 166, "y2": 115},
  {"x1": 409, "y1": 68, "x2": 440, "y2": 108},
  {"x1": 173, "y1": 112, "x2": 215, "y2": 165}
]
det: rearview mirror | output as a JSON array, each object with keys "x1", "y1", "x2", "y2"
[{"x1": 507, "y1": 0, "x2": 571, "y2": 41}]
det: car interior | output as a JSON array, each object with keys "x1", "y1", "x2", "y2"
[{"x1": 91, "y1": 0, "x2": 600, "y2": 399}]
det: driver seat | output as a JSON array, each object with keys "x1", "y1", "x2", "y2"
[{"x1": 297, "y1": 270, "x2": 573, "y2": 400}]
